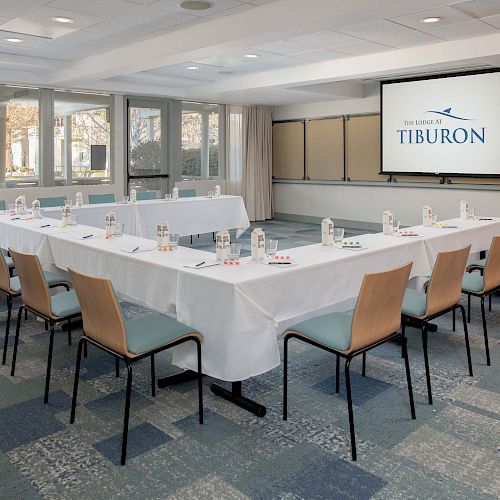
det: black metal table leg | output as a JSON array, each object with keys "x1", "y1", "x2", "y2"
[
  {"x1": 211, "y1": 381, "x2": 267, "y2": 417},
  {"x1": 157, "y1": 369, "x2": 200, "y2": 388}
]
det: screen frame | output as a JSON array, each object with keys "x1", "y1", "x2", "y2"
[{"x1": 379, "y1": 68, "x2": 500, "y2": 178}]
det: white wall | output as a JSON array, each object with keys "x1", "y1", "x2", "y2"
[
  {"x1": 273, "y1": 94, "x2": 500, "y2": 226},
  {"x1": 0, "y1": 95, "x2": 126, "y2": 206}
]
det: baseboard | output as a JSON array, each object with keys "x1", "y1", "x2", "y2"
[{"x1": 273, "y1": 212, "x2": 382, "y2": 232}]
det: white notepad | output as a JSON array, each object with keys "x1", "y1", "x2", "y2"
[{"x1": 121, "y1": 245, "x2": 156, "y2": 254}]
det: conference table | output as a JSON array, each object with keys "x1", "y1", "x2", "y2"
[
  {"x1": 0, "y1": 212, "x2": 498, "y2": 416},
  {"x1": 42, "y1": 195, "x2": 251, "y2": 239}
]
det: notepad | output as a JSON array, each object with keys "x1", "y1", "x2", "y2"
[{"x1": 121, "y1": 245, "x2": 155, "y2": 253}]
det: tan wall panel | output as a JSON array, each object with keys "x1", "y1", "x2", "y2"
[
  {"x1": 346, "y1": 115, "x2": 381, "y2": 182},
  {"x1": 306, "y1": 119, "x2": 344, "y2": 180},
  {"x1": 448, "y1": 177, "x2": 500, "y2": 185},
  {"x1": 393, "y1": 175, "x2": 441, "y2": 184},
  {"x1": 272, "y1": 122, "x2": 304, "y2": 179}
]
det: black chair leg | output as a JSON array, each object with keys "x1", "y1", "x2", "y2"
[
  {"x1": 45, "y1": 319, "x2": 48, "y2": 331},
  {"x1": 362, "y1": 352, "x2": 366, "y2": 377},
  {"x1": 121, "y1": 363, "x2": 133, "y2": 466},
  {"x1": 335, "y1": 354, "x2": 340, "y2": 393},
  {"x1": 115, "y1": 357, "x2": 120, "y2": 377},
  {"x1": 467, "y1": 294, "x2": 471, "y2": 323},
  {"x1": 190, "y1": 235, "x2": 193, "y2": 245},
  {"x1": 345, "y1": 357, "x2": 356, "y2": 461},
  {"x1": 196, "y1": 338, "x2": 203, "y2": 424},
  {"x1": 459, "y1": 305, "x2": 473, "y2": 376},
  {"x1": 489, "y1": 293, "x2": 492, "y2": 312},
  {"x1": 401, "y1": 321, "x2": 406, "y2": 358},
  {"x1": 44, "y1": 323, "x2": 56, "y2": 404},
  {"x1": 480, "y1": 298, "x2": 491, "y2": 366},
  {"x1": 10, "y1": 306, "x2": 24, "y2": 377},
  {"x1": 452, "y1": 308, "x2": 456, "y2": 332},
  {"x1": 283, "y1": 337, "x2": 289, "y2": 420},
  {"x1": 70, "y1": 338, "x2": 85, "y2": 424},
  {"x1": 150, "y1": 354, "x2": 156, "y2": 397},
  {"x1": 24, "y1": 308, "x2": 28, "y2": 321},
  {"x1": 402, "y1": 336, "x2": 416, "y2": 419},
  {"x1": 421, "y1": 323, "x2": 432, "y2": 405},
  {"x1": 2, "y1": 295, "x2": 12, "y2": 365},
  {"x1": 67, "y1": 319, "x2": 72, "y2": 346}
]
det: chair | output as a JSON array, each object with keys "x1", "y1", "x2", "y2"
[
  {"x1": 401, "y1": 245, "x2": 473, "y2": 405},
  {"x1": 178, "y1": 188, "x2": 197, "y2": 198},
  {"x1": 67, "y1": 267, "x2": 203, "y2": 465},
  {"x1": 8, "y1": 248, "x2": 81, "y2": 403},
  {"x1": 0, "y1": 251, "x2": 72, "y2": 365},
  {"x1": 461, "y1": 236, "x2": 500, "y2": 366},
  {"x1": 0, "y1": 200, "x2": 5, "y2": 211},
  {"x1": 1, "y1": 249, "x2": 15, "y2": 276},
  {"x1": 283, "y1": 262, "x2": 415, "y2": 461},
  {"x1": 88, "y1": 193, "x2": 116, "y2": 204},
  {"x1": 465, "y1": 257, "x2": 492, "y2": 315},
  {"x1": 136, "y1": 191, "x2": 157, "y2": 201},
  {"x1": 38, "y1": 196, "x2": 67, "y2": 208}
]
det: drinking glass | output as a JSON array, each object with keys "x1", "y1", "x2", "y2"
[
  {"x1": 265, "y1": 239, "x2": 278, "y2": 259},
  {"x1": 64, "y1": 199, "x2": 73, "y2": 208},
  {"x1": 393, "y1": 220, "x2": 400, "y2": 233},
  {"x1": 69, "y1": 215, "x2": 79, "y2": 227},
  {"x1": 122, "y1": 196, "x2": 129, "y2": 204},
  {"x1": 229, "y1": 243, "x2": 242, "y2": 261},
  {"x1": 207, "y1": 191, "x2": 214, "y2": 198},
  {"x1": 113, "y1": 224, "x2": 124, "y2": 238},
  {"x1": 165, "y1": 194, "x2": 172, "y2": 202},
  {"x1": 8, "y1": 203, "x2": 15, "y2": 214},
  {"x1": 432, "y1": 214, "x2": 438, "y2": 225},
  {"x1": 169, "y1": 234, "x2": 180, "y2": 250},
  {"x1": 334, "y1": 227, "x2": 345, "y2": 247}
]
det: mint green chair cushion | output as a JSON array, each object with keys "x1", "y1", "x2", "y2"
[
  {"x1": 136, "y1": 191, "x2": 157, "y2": 201},
  {"x1": 88, "y1": 194, "x2": 115, "y2": 204},
  {"x1": 50, "y1": 290, "x2": 81, "y2": 317},
  {"x1": 470, "y1": 258, "x2": 487, "y2": 268},
  {"x1": 287, "y1": 311, "x2": 353, "y2": 351},
  {"x1": 125, "y1": 313, "x2": 198, "y2": 355},
  {"x1": 178, "y1": 188, "x2": 197, "y2": 198},
  {"x1": 402, "y1": 288, "x2": 427, "y2": 317},
  {"x1": 39, "y1": 197, "x2": 66, "y2": 208},
  {"x1": 5, "y1": 255, "x2": 14, "y2": 268},
  {"x1": 462, "y1": 273, "x2": 484, "y2": 293},
  {"x1": 10, "y1": 272, "x2": 70, "y2": 294}
]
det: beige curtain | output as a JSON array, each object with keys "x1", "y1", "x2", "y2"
[{"x1": 242, "y1": 106, "x2": 273, "y2": 221}]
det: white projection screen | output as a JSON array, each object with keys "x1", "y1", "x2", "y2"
[{"x1": 381, "y1": 71, "x2": 500, "y2": 177}]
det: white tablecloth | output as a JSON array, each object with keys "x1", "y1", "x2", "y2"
[
  {"x1": 1, "y1": 215, "x2": 499, "y2": 382},
  {"x1": 42, "y1": 196, "x2": 250, "y2": 239}
]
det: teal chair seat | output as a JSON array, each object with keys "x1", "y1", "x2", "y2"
[
  {"x1": 88, "y1": 194, "x2": 115, "y2": 204},
  {"x1": 462, "y1": 273, "x2": 484, "y2": 293},
  {"x1": 125, "y1": 313, "x2": 198, "y2": 355},
  {"x1": 402, "y1": 288, "x2": 427, "y2": 317},
  {"x1": 5, "y1": 256, "x2": 14, "y2": 268},
  {"x1": 178, "y1": 188, "x2": 197, "y2": 198},
  {"x1": 287, "y1": 311, "x2": 353, "y2": 351},
  {"x1": 50, "y1": 290, "x2": 80, "y2": 318},
  {"x1": 39, "y1": 197, "x2": 66, "y2": 208},
  {"x1": 10, "y1": 272, "x2": 70, "y2": 294},
  {"x1": 471, "y1": 258, "x2": 487, "y2": 268},
  {"x1": 136, "y1": 191, "x2": 157, "y2": 201}
]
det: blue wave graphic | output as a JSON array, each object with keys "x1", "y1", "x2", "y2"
[{"x1": 425, "y1": 108, "x2": 473, "y2": 121}]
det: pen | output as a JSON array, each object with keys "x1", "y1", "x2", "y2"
[
  {"x1": 195, "y1": 261, "x2": 206, "y2": 267},
  {"x1": 10, "y1": 217, "x2": 20, "y2": 220},
  {"x1": 441, "y1": 226, "x2": 458, "y2": 229},
  {"x1": 132, "y1": 246, "x2": 140, "y2": 252},
  {"x1": 40, "y1": 224, "x2": 51, "y2": 228},
  {"x1": 82, "y1": 234, "x2": 93, "y2": 239},
  {"x1": 268, "y1": 261, "x2": 292, "y2": 265}
]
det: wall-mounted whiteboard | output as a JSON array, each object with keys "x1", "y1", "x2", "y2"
[{"x1": 381, "y1": 71, "x2": 500, "y2": 176}]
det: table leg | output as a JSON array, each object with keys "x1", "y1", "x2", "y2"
[
  {"x1": 211, "y1": 381, "x2": 266, "y2": 417},
  {"x1": 157, "y1": 369, "x2": 200, "y2": 388}
]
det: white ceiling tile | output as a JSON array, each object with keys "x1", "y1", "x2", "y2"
[
  {"x1": 423, "y1": 18, "x2": 498, "y2": 39},
  {"x1": 0, "y1": 29, "x2": 51, "y2": 46},
  {"x1": 379, "y1": 30, "x2": 442, "y2": 48},
  {"x1": 251, "y1": 39, "x2": 304, "y2": 55},
  {"x1": 335, "y1": 18, "x2": 418, "y2": 41},
  {"x1": 452, "y1": 0, "x2": 500, "y2": 18},
  {"x1": 195, "y1": 0, "x2": 251, "y2": 18},
  {"x1": 288, "y1": 30, "x2": 361, "y2": 50},
  {"x1": 47, "y1": 0, "x2": 140, "y2": 19},
  {"x1": 20, "y1": 6, "x2": 104, "y2": 31},
  {"x1": 291, "y1": 49, "x2": 348, "y2": 62},
  {"x1": 333, "y1": 40, "x2": 393, "y2": 56},
  {"x1": 481, "y1": 12, "x2": 500, "y2": 27},
  {"x1": 390, "y1": 6, "x2": 474, "y2": 30},
  {"x1": 0, "y1": 19, "x2": 75, "y2": 39},
  {"x1": 0, "y1": 0, "x2": 52, "y2": 18},
  {"x1": 194, "y1": 48, "x2": 278, "y2": 67}
]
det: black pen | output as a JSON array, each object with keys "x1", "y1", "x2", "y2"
[
  {"x1": 132, "y1": 246, "x2": 139, "y2": 252},
  {"x1": 40, "y1": 224, "x2": 51, "y2": 228},
  {"x1": 195, "y1": 261, "x2": 206, "y2": 267},
  {"x1": 10, "y1": 217, "x2": 20, "y2": 220},
  {"x1": 82, "y1": 234, "x2": 93, "y2": 239},
  {"x1": 268, "y1": 261, "x2": 292, "y2": 265}
]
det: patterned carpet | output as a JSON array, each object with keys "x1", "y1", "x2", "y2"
[{"x1": 0, "y1": 220, "x2": 498, "y2": 499}]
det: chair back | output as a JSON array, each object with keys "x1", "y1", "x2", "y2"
[
  {"x1": 8, "y1": 248, "x2": 51, "y2": 316},
  {"x1": 0, "y1": 200, "x2": 5, "y2": 211},
  {"x1": 68, "y1": 268, "x2": 128, "y2": 355},
  {"x1": 0, "y1": 251, "x2": 11, "y2": 293},
  {"x1": 136, "y1": 191, "x2": 157, "y2": 201},
  {"x1": 88, "y1": 193, "x2": 115, "y2": 204},
  {"x1": 178, "y1": 188, "x2": 197, "y2": 198},
  {"x1": 483, "y1": 236, "x2": 500, "y2": 292},
  {"x1": 350, "y1": 262, "x2": 412, "y2": 352},
  {"x1": 426, "y1": 245, "x2": 471, "y2": 316},
  {"x1": 39, "y1": 196, "x2": 66, "y2": 208}
]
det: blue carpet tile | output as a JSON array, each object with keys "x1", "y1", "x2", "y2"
[{"x1": 0, "y1": 220, "x2": 498, "y2": 498}]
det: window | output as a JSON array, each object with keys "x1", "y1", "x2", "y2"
[
  {"x1": 181, "y1": 102, "x2": 220, "y2": 179},
  {"x1": 0, "y1": 86, "x2": 40, "y2": 188},
  {"x1": 54, "y1": 91, "x2": 111, "y2": 185}
]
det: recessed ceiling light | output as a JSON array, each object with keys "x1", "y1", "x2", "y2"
[
  {"x1": 179, "y1": 1, "x2": 213, "y2": 10},
  {"x1": 244, "y1": 54, "x2": 259, "y2": 58},
  {"x1": 5, "y1": 38, "x2": 23, "y2": 43},
  {"x1": 187, "y1": 66, "x2": 199, "y2": 70},
  {"x1": 52, "y1": 16, "x2": 75, "y2": 24},
  {"x1": 421, "y1": 16, "x2": 442, "y2": 23}
]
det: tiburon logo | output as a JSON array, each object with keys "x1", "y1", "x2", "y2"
[{"x1": 396, "y1": 107, "x2": 485, "y2": 145}]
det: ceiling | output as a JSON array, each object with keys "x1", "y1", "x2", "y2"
[{"x1": 1, "y1": 0, "x2": 500, "y2": 105}]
